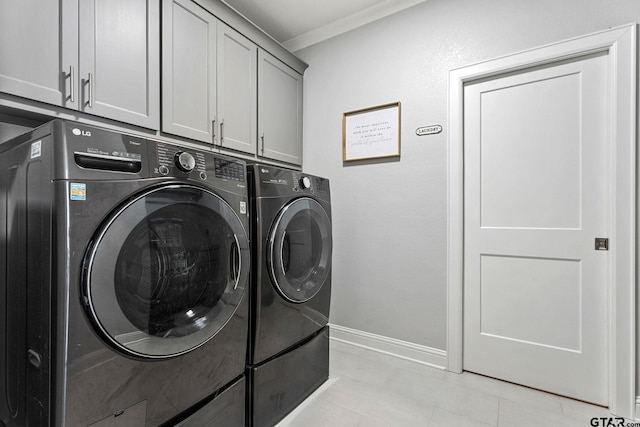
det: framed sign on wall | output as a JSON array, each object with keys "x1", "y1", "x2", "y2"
[{"x1": 342, "y1": 102, "x2": 401, "y2": 162}]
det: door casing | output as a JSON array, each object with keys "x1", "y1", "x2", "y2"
[{"x1": 447, "y1": 24, "x2": 636, "y2": 419}]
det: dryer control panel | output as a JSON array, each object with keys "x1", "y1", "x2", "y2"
[
  {"x1": 292, "y1": 171, "x2": 330, "y2": 195},
  {"x1": 292, "y1": 171, "x2": 314, "y2": 193},
  {"x1": 255, "y1": 165, "x2": 329, "y2": 200}
]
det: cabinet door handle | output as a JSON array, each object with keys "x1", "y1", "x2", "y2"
[
  {"x1": 212, "y1": 119, "x2": 216, "y2": 144},
  {"x1": 220, "y1": 119, "x2": 224, "y2": 144},
  {"x1": 86, "y1": 73, "x2": 94, "y2": 108},
  {"x1": 68, "y1": 66, "x2": 75, "y2": 103},
  {"x1": 261, "y1": 133, "x2": 265, "y2": 154}
]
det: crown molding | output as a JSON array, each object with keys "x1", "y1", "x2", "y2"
[{"x1": 282, "y1": 0, "x2": 427, "y2": 52}]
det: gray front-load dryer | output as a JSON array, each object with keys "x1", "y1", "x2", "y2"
[{"x1": 247, "y1": 164, "x2": 332, "y2": 427}]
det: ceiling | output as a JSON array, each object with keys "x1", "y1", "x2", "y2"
[{"x1": 221, "y1": 0, "x2": 427, "y2": 51}]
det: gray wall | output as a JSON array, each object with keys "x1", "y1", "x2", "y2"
[
  {"x1": 0, "y1": 113, "x2": 45, "y2": 143},
  {"x1": 297, "y1": 0, "x2": 638, "y2": 357}
]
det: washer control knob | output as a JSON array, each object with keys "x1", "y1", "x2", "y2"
[
  {"x1": 300, "y1": 176, "x2": 312, "y2": 189},
  {"x1": 158, "y1": 165, "x2": 169, "y2": 175},
  {"x1": 175, "y1": 151, "x2": 196, "y2": 172}
]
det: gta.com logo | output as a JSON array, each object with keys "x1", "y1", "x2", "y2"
[{"x1": 590, "y1": 417, "x2": 640, "y2": 427}]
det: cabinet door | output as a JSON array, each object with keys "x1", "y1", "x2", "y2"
[
  {"x1": 258, "y1": 50, "x2": 303, "y2": 165},
  {"x1": 162, "y1": 0, "x2": 216, "y2": 142},
  {"x1": 79, "y1": 0, "x2": 159, "y2": 129},
  {"x1": 0, "y1": 0, "x2": 78, "y2": 108},
  {"x1": 217, "y1": 24, "x2": 257, "y2": 155}
]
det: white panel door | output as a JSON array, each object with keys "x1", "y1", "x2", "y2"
[{"x1": 463, "y1": 52, "x2": 609, "y2": 405}]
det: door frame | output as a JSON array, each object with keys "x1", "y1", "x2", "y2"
[{"x1": 447, "y1": 24, "x2": 636, "y2": 418}]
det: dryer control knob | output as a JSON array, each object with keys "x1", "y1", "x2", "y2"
[
  {"x1": 175, "y1": 151, "x2": 196, "y2": 172},
  {"x1": 300, "y1": 176, "x2": 312, "y2": 189}
]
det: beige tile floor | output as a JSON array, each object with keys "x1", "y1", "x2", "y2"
[{"x1": 277, "y1": 340, "x2": 635, "y2": 427}]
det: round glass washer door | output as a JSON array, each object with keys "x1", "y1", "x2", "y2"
[
  {"x1": 82, "y1": 184, "x2": 249, "y2": 359},
  {"x1": 267, "y1": 197, "x2": 332, "y2": 303}
]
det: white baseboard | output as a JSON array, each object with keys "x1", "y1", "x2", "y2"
[{"x1": 328, "y1": 323, "x2": 447, "y2": 370}]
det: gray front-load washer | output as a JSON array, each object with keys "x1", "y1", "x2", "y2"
[{"x1": 0, "y1": 120, "x2": 250, "y2": 426}]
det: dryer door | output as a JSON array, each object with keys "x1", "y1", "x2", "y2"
[
  {"x1": 82, "y1": 184, "x2": 249, "y2": 359},
  {"x1": 267, "y1": 197, "x2": 332, "y2": 303}
]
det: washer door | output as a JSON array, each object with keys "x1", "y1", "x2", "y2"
[
  {"x1": 267, "y1": 197, "x2": 332, "y2": 303},
  {"x1": 82, "y1": 184, "x2": 249, "y2": 359}
]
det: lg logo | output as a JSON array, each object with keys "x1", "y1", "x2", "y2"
[{"x1": 72, "y1": 128, "x2": 91, "y2": 137}]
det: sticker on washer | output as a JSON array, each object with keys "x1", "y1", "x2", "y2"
[
  {"x1": 30, "y1": 140, "x2": 42, "y2": 159},
  {"x1": 70, "y1": 183, "x2": 87, "y2": 200},
  {"x1": 240, "y1": 201, "x2": 247, "y2": 215}
]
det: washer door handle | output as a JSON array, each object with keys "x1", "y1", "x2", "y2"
[
  {"x1": 280, "y1": 231, "x2": 291, "y2": 275},
  {"x1": 230, "y1": 235, "x2": 241, "y2": 289}
]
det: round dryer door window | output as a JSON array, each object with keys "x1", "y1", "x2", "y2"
[
  {"x1": 268, "y1": 197, "x2": 332, "y2": 303},
  {"x1": 82, "y1": 184, "x2": 249, "y2": 359}
]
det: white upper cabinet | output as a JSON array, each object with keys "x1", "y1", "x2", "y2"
[
  {"x1": 162, "y1": 0, "x2": 217, "y2": 142},
  {"x1": 2, "y1": 0, "x2": 306, "y2": 166},
  {"x1": 0, "y1": 0, "x2": 160, "y2": 129},
  {"x1": 78, "y1": 0, "x2": 159, "y2": 129},
  {"x1": 0, "y1": 0, "x2": 77, "y2": 108},
  {"x1": 216, "y1": 23, "x2": 257, "y2": 155},
  {"x1": 258, "y1": 49, "x2": 303, "y2": 165},
  {"x1": 162, "y1": 1, "x2": 258, "y2": 154}
]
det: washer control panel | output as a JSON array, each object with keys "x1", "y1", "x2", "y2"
[
  {"x1": 175, "y1": 151, "x2": 196, "y2": 172},
  {"x1": 214, "y1": 158, "x2": 245, "y2": 182},
  {"x1": 149, "y1": 141, "x2": 246, "y2": 185},
  {"x1": 153, "y1": 142, "x2": 206, "y2": 178}
]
